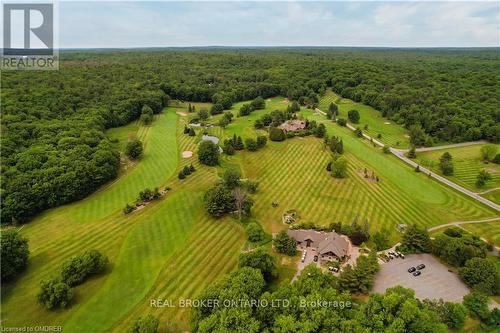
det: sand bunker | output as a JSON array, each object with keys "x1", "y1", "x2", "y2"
[
  {"x1": 176, "y1": 111, "x2": 188, "y2": 116},
  {"x1": 384, "y1": 122, "x2": 391, "y2": 125},
  {"x1": 182, "y1": 151, "x2": 193, "y2": 158}
]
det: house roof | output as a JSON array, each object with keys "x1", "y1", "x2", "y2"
[{"x1": 287, "y1": 229, "x2": 349, "y2": 257}]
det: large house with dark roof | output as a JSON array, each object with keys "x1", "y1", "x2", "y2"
[{"x1": 287, "y1": 229, "x2": 350, "y2": 261}]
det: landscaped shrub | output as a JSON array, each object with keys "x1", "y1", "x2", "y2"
[
  {"x1": 256, "y1": 135, "x2": 267, "y2": 148},
  {"x1": 210, "y1": 103, "x2": 224, "y2": 115},
  {"x1": 245, "y1": 180, "x2": 259, "y2": 194},
  {"x1": 245, "y1": 138, "x2": 258, "y2": 151},
  {"x1": 348, "y1": 109, "x2": 360, "y2": 123},
  {"x1": 123, "y1": 203, "x2": 136, "y2": 214},
  {"x1": 0, "y1": 230, "x2": 29, "y2": 281},
  {"x1": 400, "y1": 224, "x2": 431, "y2": 253},
  {"x1": 239, "y1": 248, "x2": 277, "y2": 282},
  {"x1": 331, "y1": 156, "x2": 348, "y2": 178},
  {"x1": 337, "y1": 252, "x2": 379, "y2": 293},
  {"x1": 250, "y1": 96, "x2": 265, "y2": 110},
  {"x1": 239, "y1": 103, "x2": 254, "y2": 116},
  {"x1": 269, "y1": 127, "x2": 286, "y2": 142},
  {"x1": 138, "y1": 188, "x2": 160, "y2": 201},
  {"x1": 273, "y1": 230, "x2": 296, "y2": 256},
  {"x1": 337, "y1": 118, "x2": 347, "y2": 126},
  {"x1": 125, "y1": 139, "x2": 143, "y2": 160},
  {"x1": 246, "y1": 222, "x2": 264, "y2": 242},
  {"x1": 60, "y1": 250, "x2": 108, "y2": 286},
  {"x1": 130, "y1": 314, "x2": 159, "y2": 333},
  {"x1": 37, "y1": 278, "x2": 74, "y2": 310},
  {"x1": 198, "y1": 140, "x2": 219, "y2": 166},
  {"x1": 204, "y1": 185, "x2": 235, "y2": 217}
]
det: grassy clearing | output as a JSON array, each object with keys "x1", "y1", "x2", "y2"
[
  {"x1": 415, "y1": 144, "x2": 500, "y2": 196},
  {"x1": 319, "y1": 90, "x2": 410, "y2": 148},
  {"x1": 460, "y1": 222, "x2": 500, "y2": 247}
]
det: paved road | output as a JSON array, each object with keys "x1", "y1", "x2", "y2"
[
  {"x1": 315, "y1": 107, "x2": 499, "y2": 212},
  {"x1": 391, "y1": 148, "x2": 500, "y2": 212}
]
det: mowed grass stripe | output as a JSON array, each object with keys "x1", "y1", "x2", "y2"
[{"x1": 63, "y1": 190, "x2": 201, "y2": 333}]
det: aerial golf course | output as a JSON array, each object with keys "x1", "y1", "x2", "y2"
[{"x1": 1, "y1": 92, "x2": 498, "y2": 332}]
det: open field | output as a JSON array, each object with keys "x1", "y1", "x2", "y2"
[
  {"x1": 415, "y1": 144, "x2": 500, "y2": 196},
  {"x1": 319, "y1": 90, "x2": 410, "y2": 148}
]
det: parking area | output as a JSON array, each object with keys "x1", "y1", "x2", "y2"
[
  {"x1": 372, "y1": 253, "x2": 470, "y2": 303},
  {"x1": 292, "y1": 248, "x2": 320, "y2": 281}
]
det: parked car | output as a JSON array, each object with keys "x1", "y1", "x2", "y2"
[
  {"x1": 328, "y1": 266, "x2": 334, "y2": 271},
  {"x1": 333, "y1": 267, "x2": 339, "y2": 273},
  {"x1": 313, "y1": 255, "x2": 318, "y2": 262},
  {"x1": 388, "y1": 254, "x2": 394, "y2": 260},
  {"x1": 400, "y1": 253, "x2": 405, "y2": 259},
  {"x1": 417, "y1": 264, "x2": 426, "y2": 270},
  {"x1": 413, "y1": 271, "x2": 421, "y2": 276},
  {"x1": 408, "y1": 267, "x2": 416, "y2": 273}
]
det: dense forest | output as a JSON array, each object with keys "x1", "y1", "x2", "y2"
[{"x1": 2, "y1": 48, "x2": 499, "y2": 223}]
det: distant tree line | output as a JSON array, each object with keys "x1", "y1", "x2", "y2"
[{"x1": 3, "y1": 49, "x2": 498, "y2": 223}]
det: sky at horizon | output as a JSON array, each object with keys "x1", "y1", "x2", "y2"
[{"x1": 59, "y1": 1, "x2": 500, "y2": 48}]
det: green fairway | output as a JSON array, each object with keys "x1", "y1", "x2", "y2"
[
  {"x1": 2, "y1": 97, "x2": 498, "y2": 333},
  {"x1": 0, "y1": 107, "x2": 244, "y2": 332},
  {"x1": 415, "y1": 144, "x2": 500, "y2": 197},
  {"x1": 460, "y1": 222, "x2": 500, "y2": 247},
  {"x1": 319, "y1": 90, "x2": 410, "y2": 148}
]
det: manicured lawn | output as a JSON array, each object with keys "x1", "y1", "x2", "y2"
[
  {"x1": 460, "y1": 222, "x2": 500, "y2": 247},
  {"x1": 319, "y1": 90, "x2": 410, "y2": 148},
  {"x1": 415, "y1": 144, "x2": 500, "y2": 196}
]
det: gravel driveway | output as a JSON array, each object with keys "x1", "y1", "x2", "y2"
[{"x1": 372, "y1": 253, "x2": 470, "y2": 303}]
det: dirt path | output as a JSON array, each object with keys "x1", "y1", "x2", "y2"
[
  {"x1": 477, "y1": 187, "x2": 500, "y2": 195},
  {"x1": 397, "y1": 140, "x2": 488, "y2": 153},
  {"x1": 315, "y1": 107, "x2": 499, "y2": 212}
]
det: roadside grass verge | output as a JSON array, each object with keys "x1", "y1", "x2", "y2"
[{"x1": 415, "y1": 144, "x2": 500, "y2": 195}]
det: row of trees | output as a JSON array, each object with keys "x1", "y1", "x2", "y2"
[{"x1": 190, "y1": 264, "x2": 453, "y2": 332}]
